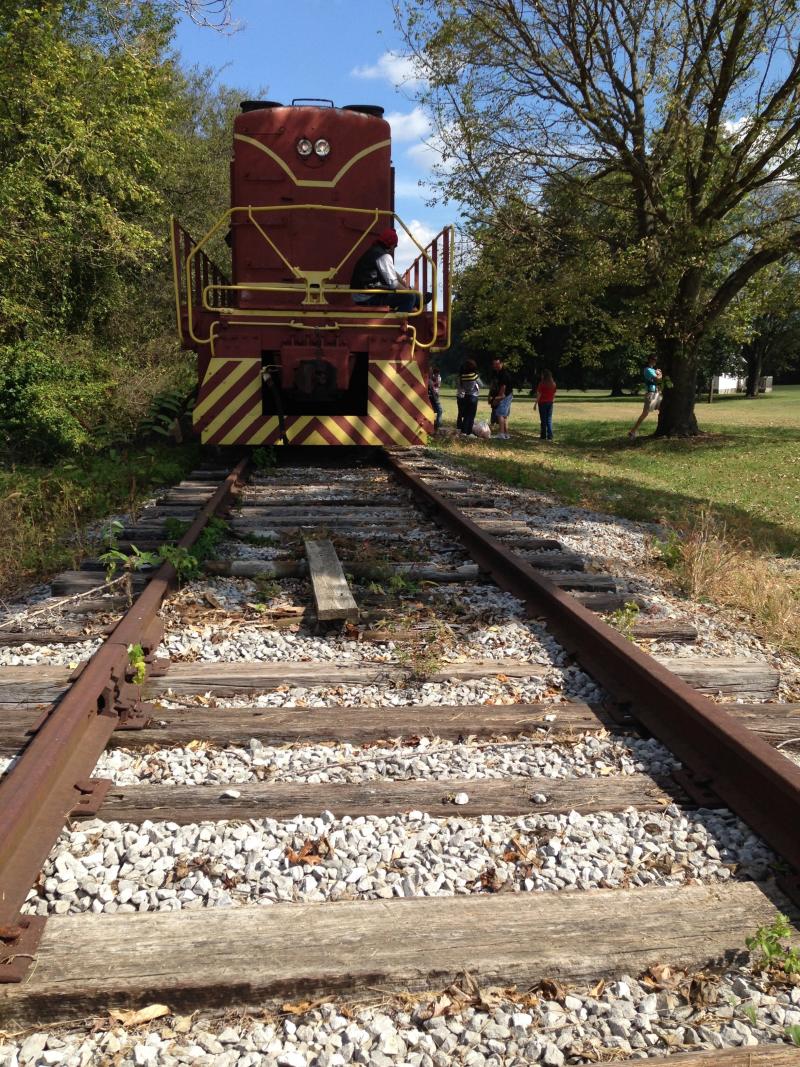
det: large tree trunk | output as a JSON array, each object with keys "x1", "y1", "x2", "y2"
[
  {"x1": 654, "y1": 341, "x2": 701, "y2": 436},
  {"x1": 745, "y1": 346, "x2": 763, "y2": 398}
]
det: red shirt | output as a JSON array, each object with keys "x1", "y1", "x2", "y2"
[{"x1": 537, "y1": 382, "x2": 557, "y2": 403}]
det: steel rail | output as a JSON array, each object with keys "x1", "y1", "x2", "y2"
[
  {"x1": 385, "y1": 451, "x2": 800, "y2": 879},
  {"x1": 0, "y1": 459, "x2": 249, "y2": 978}
]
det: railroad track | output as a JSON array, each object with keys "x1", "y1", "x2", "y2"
[{"x1": 1, "y1": 451, "x2": 799, "y2": 1064}]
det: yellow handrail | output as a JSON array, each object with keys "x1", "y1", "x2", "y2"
[{"x1": 182, "y1": 204, "x2": 445, "y2": 347}]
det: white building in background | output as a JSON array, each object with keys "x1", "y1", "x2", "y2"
[{"x1": 711, "y1": 374, "x2": 739, "y2": 393}]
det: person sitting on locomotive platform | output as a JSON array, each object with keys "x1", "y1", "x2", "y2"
[{"x1": 350, "y1": 227, "x2": 416, "y2": 311}]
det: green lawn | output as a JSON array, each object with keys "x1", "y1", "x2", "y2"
[{"x1": 434, "y1": 385, "x2": 800, "y2": 554}]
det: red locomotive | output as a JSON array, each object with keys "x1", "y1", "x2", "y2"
[{"x1": 171, "y1": 98, "x2": 452, "y2": 447}]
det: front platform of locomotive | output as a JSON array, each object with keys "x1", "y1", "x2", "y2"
[{"x1": 170, "y1": 99, "x2": 452, "y2": 448}]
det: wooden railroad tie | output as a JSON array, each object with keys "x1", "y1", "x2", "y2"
[
  {"x1": 0, "y1": 883, "x2": 781, "y2": 1027},
  {"x1": 304, "y1": 538, "x2": 358, "y2": 623}
]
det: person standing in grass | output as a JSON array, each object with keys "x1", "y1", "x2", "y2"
[
  {"x1": 489, "y1": 357, "x2": 513, "y2": 439},
  {"x1": 456, "y1": 358, "x2": 480, "y2": 435},
  {"x1": 427, "y1": 366, "x2": 442, "y2": 431},
  {"x1": 535, "y1": 369, "x2": 557, "y2": 440},
  {"x1": 628, "y1": 355, "x2": 662, "y2": 438}
]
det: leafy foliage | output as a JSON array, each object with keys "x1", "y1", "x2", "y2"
[
  {"x1": 398, "y1": 0, "x2": 800, "y2": 433},
  {"x1": 746, "y1": 915, "x2": 800, "y2": 976}
]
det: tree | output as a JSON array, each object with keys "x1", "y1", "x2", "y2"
[
  {"x1": 397, "y1": 0, "x2": 800, "y2": 435},
  {"x1": 739, "y1": 266, "x2": 800, "y2": 395}
]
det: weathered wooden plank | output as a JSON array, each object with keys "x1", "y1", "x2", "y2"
[
  {"x1": 571, "y1": 591, "x2": 648, "y2": 612},
  {"x1": 642, "y1": 1050, "x2": 800, "y2": 1067},
  {"x1": 546, "y1": 573, "x2": 620, "y2": 591},
  {"x1": 231, "y1": 510, "x2": 417, "y2": 528},
  {"x1": 0, "y1": 657, "x2": 779, "y2": 704},
  {"x1": 0, "y1": 630, "x2": 92, "y2": 647},
  {"x1": 0, "y1": 701, "x2": 604, "y2": 756},
  {"x1": 656, "y1": 657, "x2": 779, "y2": 699},
  {"x1": 631, "y1": 619, "x2": 698, "y2": 641},
  {"x1": 0, "y1": 883, "x2": 780, "y2": 1026},
  {"x1": 3, "y1": 701, "x2": 796, "y2": 758},
  {"x1": 203, "y1": 561, "x2": 484, "y2": 582},
  {"x1": 0, "y1": 659, "x2": 549, "y2": 704},
  {"x1": 517, "y1": 551, "x2": 586, "y2": 571},
  {"x1": 51, "y1": 572, "x2": 149, "y2": 596},
  {"x1": 305, "y1": 539, "x2": 358, "y2": 623},
  {"x1": 94, "y1": 772, "x2": 673, "y2": 824}
]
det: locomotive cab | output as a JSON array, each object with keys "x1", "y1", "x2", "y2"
[{"x1": 171, "y1": 99, "x2": 452, "y2": 447}]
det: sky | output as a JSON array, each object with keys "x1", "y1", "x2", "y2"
[{"x1": 174, "y1": 0, "x2": 450, "y2": 269}]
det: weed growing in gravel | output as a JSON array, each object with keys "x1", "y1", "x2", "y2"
[
  {"x1": 787, "y1": 1024, "x2": 800, "y2": 1046},
  {"x1": 251, "y1": 446, "x2": 277, "y2": 471},
  {"x1": 746, "y1": 914, "x2": 800, "y2": 976},
  {"x1": 163, "y1": 516, "x2": 229, "y2": 563},
  {"x1": 395, "y1": 620, "x2": 454, "y2": 681},
  {"x1": 127, "y1": 643, "x2": 146, "y2": 686},
  {"x1": 653, "y1": 529, "x2": 682, "y2": 569},
  {"x1": 159, "y1": 544, "x2": 201, "y2": 583},
  {"x1": 254, "y1": 575, "x2": 281, "y2": 603},
  {"x1": 609, "y1": 600, "x2": 640, "y2": 639},
  {"x1": 99, "y1": 545, "x2": 160, "y2": 591}
]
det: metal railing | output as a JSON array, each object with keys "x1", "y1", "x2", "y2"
[
  {"x1": 170, "y1": 217, "x2": 233, "y2": 345},
  {"x1": 402, "y1": 226, "x2": 454, "y2": 352},
  {"x1": 172, "y1": 205, "x2": 452, "y2": 351}
]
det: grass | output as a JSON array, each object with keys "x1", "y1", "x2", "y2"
[
  {"x1": 0, "y1": 442, "x2": 202, "y2": 598},
  {"x1": 435, "y1": 384, "x2": 800, "y2": 555},
  {"x1": 433, "y1": 384, "x2": 800, "y2": 653}
]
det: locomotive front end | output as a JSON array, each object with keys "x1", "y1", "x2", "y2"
[{"x1": 171, "y1": 99, "x2": 452, "y2": 447}]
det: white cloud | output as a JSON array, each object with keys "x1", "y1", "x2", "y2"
[
  {"x1": 351, "y1": 51, "x2": 426, "y2": 88},
  {"x1": 385, "y1": 106, "x2": 431, "y2": 143},
  {"x1": 407, "y1": 135, "x2": 453, "y2": 173},
  {"x1": 395, "y1": 218, "x2": 438, "y2": 273}
]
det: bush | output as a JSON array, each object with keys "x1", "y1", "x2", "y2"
[{"x1": 0, "y1": 339, "x2": 110, "y2": 458}]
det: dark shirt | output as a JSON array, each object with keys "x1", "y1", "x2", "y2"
[
  {"x1": 490, "y1": 369, "x2": 513, "y2": 399},
  {"x1": 350, "y1": 242, "x2": 401, "y2": 297}
]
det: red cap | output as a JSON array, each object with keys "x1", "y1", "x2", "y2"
[{"x1": 377, "y1": 227, "x2": 399, "y2": 248}]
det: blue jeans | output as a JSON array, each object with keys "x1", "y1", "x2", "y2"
[
  {"x1": 538, "y1": 401, "x2": 553, "y2": 439},
  {"x1": 354, "y1": 291, "x2": 417, "y2": 311},
  {"x1": 456, "y1": 395, "x2": 478, "y2": 434},
  {"x1": 428, "y1": 390, "x2": 442, "y2": 429}
]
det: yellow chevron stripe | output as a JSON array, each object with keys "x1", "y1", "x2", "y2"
[
  {"x1": 317, "y1": 418, "x2": 359, "y2": 445},
  {"x1": 370, "y1": 376, "x2": 422, "y2": 437},
  {"x1": 194, "y1": 360, "x2": 254, "y2": 421},
  {"x1": 286, "y1": 415, "x2": 314, "y2": 443},
  {"x1": 303, "y1": 429, "x2": 330, "y2": 444},
  {"x1": 364, "y1": 398, "x2": 420, "y2": 444},
  {"x1": 248, "y1": 416, "x2": 279, "y2": 445},
  {"x1": 217, "y1": 399, "x2": 263, "y2": 445},
  {"x1": 203, "y1": 375, "x2": 261, "y2": 439},
  {"x1": 347, "y1": 416, "x2": 384, "y2": 445},
  {"x1": 380, "y1": 363, "x2": 430, "y2": 414}
]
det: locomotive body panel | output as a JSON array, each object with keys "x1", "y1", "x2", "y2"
[{"x1": 171, "y1": 100, "x2": 451, "y2": 447}]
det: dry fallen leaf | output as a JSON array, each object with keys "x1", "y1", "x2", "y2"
[{"x1": 108, "y1": 1004, "x2": 170, "y2": 1027}]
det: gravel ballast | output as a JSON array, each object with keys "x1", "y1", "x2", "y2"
[{"x1": 21, "y1": 806, "x2": 774, "y2": 917}]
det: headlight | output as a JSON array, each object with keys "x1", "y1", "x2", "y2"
[
  {"x1": 314, "y1": 138, "x2": 331, "y2": 158},
  {"x1": 296, "y1": 138, "x2": 313, "y2": 157}
]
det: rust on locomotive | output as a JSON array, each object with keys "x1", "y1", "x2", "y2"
[{"x1": 171, "y1": 100, "x2": 453, "y2": 447}]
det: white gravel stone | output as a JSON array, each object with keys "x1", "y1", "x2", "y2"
[{"x1": 22, "y1": 805, "x2": 774, "y2": 917}]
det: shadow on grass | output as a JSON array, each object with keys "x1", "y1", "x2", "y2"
[{"x1": 436, "y1": 437, "x2": 799, "y2": 555}]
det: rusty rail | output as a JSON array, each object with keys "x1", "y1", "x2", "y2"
[
  {"x1": 385, "y1": 451, "x2": 800, "y2": 884},
  {"x1": 0, "y1": 459, "x2": 249, "y2": 980}
]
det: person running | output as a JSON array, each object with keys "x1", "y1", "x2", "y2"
[
  {"x1": 488, "y1": 357, "x2": 513, "y2": 439},
  {"x1": 428, "y1": 366, "x2": 442, "y2": 431},
  {"x1": 535, "y1": 369, "x2": 557, "y2": 440},
  {"x1": 456, "y1": 358, "x2": 480, "y2": 435},
  {"x1": 628, "y1": 355, "x2": 662, "y2": 438}
]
